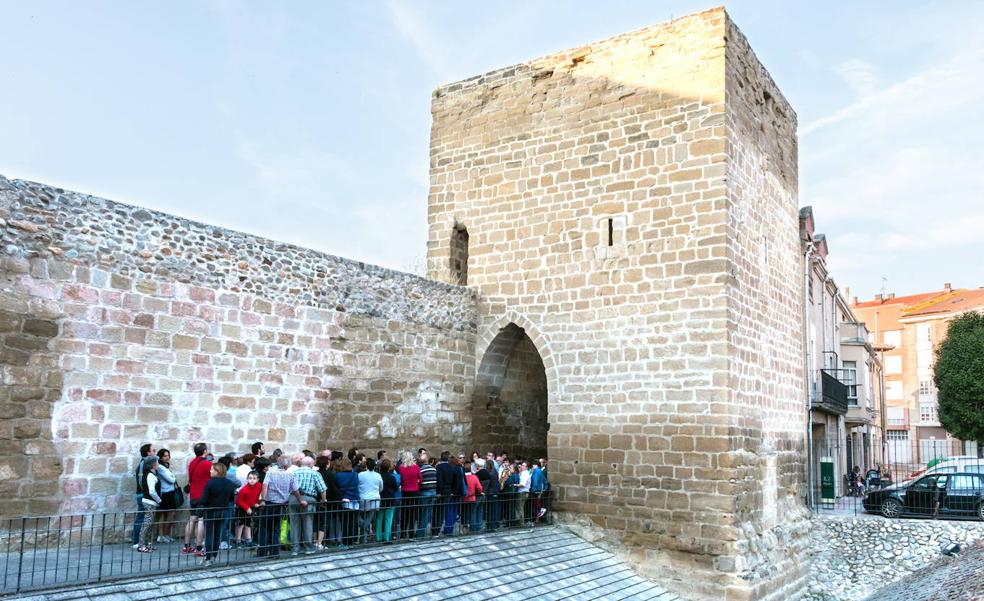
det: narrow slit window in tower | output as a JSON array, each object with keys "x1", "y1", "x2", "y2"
[{"x1": 451, "y1": 225, "x2": 469, "y2": 286}]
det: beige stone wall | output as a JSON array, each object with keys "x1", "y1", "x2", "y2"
[
  {"x1": 0, "y1": 281, "x2": 64, "y2": 516},
  {"x1": 0, "y1": 177, "x2": 477, "y2": 516},
  {"x1": 722, "y1": 16, "x2": 809, "y2": 601},
  {"x1": 428, "y1": 8, "x2": 806, "y2": 600}
]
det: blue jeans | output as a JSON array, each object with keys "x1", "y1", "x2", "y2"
[
  {"x1": 468, "y1": 497, "x2": 484, "y2": 531},
  {"x1": 416, "y1": 491, "x2": 435, "y2": 538},
  {"x1": 220, "y1": 504, "x2": 234, "y2": 543},
  {"x1": 131, "y1": 493, "x2": 144, "y2": 544},
  {"x1": 442, "y1": 497, "x2": 458, "y2": 535}
]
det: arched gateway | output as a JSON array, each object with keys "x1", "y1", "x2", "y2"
[
  {"x1": 426, "y1": 9, "x2": 810, "y2": 600},
  {"x1": 471, "y1": 323, "x2": 548, "y2": 459}
]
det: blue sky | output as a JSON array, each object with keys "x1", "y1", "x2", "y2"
[{"x1": 2, "y1": 1, "x2": 982, "y2": 300}]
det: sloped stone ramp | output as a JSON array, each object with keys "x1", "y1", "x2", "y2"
[
  {"x1": 6, "y1": 527, "x2": 679, "y2": 601},
  {"x1": 864, "y1": 541, "x2": 984, "y2": 601}
]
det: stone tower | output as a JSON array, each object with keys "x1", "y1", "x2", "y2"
[{"x1": 427, "y1": 8, "x2": 809, "y2": 601}]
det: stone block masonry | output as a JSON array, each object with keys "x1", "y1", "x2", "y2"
[
  {"x1": 0, "y1": 175, "x2": 477, "y2": 516},
  {"x1": 428, "y1": 7, "x2": 807, "y2": 601},
  {"x1": 805, "y1": 516, "x2": 984, "y2": 601},
  {"x1": 2, "y1": 7, "x2": 810, "y2": 599}
]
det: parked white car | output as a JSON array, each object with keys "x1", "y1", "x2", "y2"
[{"x1": 927, "y1": 456, "x2": 984, "y2": 475}]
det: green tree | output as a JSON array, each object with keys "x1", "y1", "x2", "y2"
[{"x1": 934, "y1": 312, "x2": 984, "y2": 443}]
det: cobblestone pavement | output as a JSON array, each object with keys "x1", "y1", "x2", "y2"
[
  {"x1": 3, "y1": 526, "x2": 679, "y2": 601},
  {"x1": 865, "y1": 541, "x2": 984, "y2": 601}
]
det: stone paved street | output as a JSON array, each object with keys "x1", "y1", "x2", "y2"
[{"x1": 865, "y1": 541, "x2": 984, "y2": 601}]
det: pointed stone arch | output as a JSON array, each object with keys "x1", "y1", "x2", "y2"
[
  {"x1": 472, "y1": 313, "x2": 557, "y2": 459},
  {"x1": 476, "y1": 312, "x2": 559, "y2": 397}
]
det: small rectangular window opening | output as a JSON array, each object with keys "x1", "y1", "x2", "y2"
[{"x1": 607, "y1": 218, "x2": 614, "y2": 247}]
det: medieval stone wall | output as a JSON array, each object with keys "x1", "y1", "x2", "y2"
[
  {"x1": 720, "y1": 17, "x2": 809, "y2": 601},
  {"x1": 0, "y1": 176, "x2": 477, "y2": 516},
  {"x1": 427, "y1": 8, "x2": 806, "y2": 600}
]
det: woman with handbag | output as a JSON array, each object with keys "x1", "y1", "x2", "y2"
[{"x1": 155, "y1": 449, "x2": 180, "y2": 543}]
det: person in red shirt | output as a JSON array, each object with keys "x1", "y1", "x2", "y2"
[
  {"x1": 462, "y1": 461, "x2": 484, "y2": 532},
  {"x1": 234, "y1": 470, "x2": 262, "y2": 547},
  {"x1": 397, "y1": 450, "x2": 422, "y2": 538},
  {"x1": 182, "y1": 442, "x2": 213, "y2": 556}
]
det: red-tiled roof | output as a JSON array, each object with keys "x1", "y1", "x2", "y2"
[
  {"x1": 902, "y1": 288, "x2": 984, "y2": 318},
  {"x1": 852, "y1": 290, "x2": 947, "y2": 309}
]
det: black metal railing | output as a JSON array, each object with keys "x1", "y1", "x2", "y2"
[
  {"x1": 813, "y1": 369, "x2": 849, "y2": 415},
  {"x1": 809, "y1": 437, "x2": 984, "y2": 518},
  {"x1": 0, "y1": 490, "x2": 553, "y2": 595}
]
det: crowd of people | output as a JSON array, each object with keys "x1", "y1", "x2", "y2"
[{"x1": 131, "y1": 441, "x2": 550, "y2": 565}]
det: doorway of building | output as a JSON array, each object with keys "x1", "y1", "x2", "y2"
[{"x1": 471, "y1": 323, "x2": 548, "y2": 460}]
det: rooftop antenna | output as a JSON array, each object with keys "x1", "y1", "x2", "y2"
[{"x1": 880, "y1": 276, "x2": 887, "y2": 298}]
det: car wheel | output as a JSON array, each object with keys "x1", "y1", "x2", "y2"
[
  {"x1": 977, "y1": 502, "x2": 984, "y2": 522},
  {"x1": 881, "y1": 498, "x2": 902, "y2": 519}
]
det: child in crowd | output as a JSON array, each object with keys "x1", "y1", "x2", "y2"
[{"x1": 234, "y1": 470, "x2": 262, "y2": 547}]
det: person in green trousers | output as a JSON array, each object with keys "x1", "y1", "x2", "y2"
[{"x1": 376, "y1": 459, "x2": 399, "y2": 542}]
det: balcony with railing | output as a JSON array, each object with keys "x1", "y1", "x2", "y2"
[{"x1": 811, "y1": 369, "x2": 849, "y2": 415}]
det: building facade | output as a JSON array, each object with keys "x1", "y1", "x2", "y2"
[
  {"x1": 852, "y1": 286, "x2": 984, "y2": 472},
  {"x1": 427, "y1": 8, "x2": 810, "y2": 599},
  {"x1": 801, "y1": 207, "x2": 884, "y2": 502}
]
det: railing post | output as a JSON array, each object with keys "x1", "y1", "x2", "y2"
[
  {"x1": 97, "y1": 513, "x2": 106, "y2": 583},
  {"x1": 15, "y1": 518, "x2": 25, "y2": 593},
  {"x1": 165, "y1": 512, "x2": 172, "y2": 575}
]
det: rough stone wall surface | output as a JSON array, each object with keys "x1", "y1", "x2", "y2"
[
  {"x1": 471, "y1": 326, "x2": 548, "y2": 459},
  {"x1": 721, "y1": 16, "x2": 810, "y2": 601},
  {"x1": 427, "y1": 8, "x2": 805, "y2": 601},
  {"x1": 0, "y1": 281, "x2": 64, "y2": 517},
  {"x1": 805, "y1": 516, "x2": 984, "y2": 601},
  {"x1": 0, "y1": 176, "x2": 477, "y2": 516}
]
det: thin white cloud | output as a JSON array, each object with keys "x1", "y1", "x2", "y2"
[
  {"x1": 385, "y1": 1, "x2": 449, "y2": 80},
  {"x1": 833, "y1": 214, "x2": 984, "y2": 256},
  {"x1": 834, "y1": 58, "x2": 879, "y2": 96},
  {"x1": 807, "y1": 146, "x2": 984, "y2": 223},
  {"x1": 802, "y1": 46, "x2": 984, "y2": 136},
  {"x1": 802, "y1": 23, "x2": 984, "y2": 297}
]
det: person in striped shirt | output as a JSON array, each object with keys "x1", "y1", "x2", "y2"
[{"x1": 416, "y1": 449, "x2": 438, "y2": 538}]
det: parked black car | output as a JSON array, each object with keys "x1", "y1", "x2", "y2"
[{"x1": 863, "y1": 472, "x2": 984, "y2": 520}]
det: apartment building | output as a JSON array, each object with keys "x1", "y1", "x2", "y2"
[
  {"x1": 801, "y1": 208, "x2": 885, "y2": 500},
  {"x1": 852, "y1": 286, "x2": 984, "y2": 470}
]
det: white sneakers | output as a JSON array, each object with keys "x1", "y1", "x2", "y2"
[{"x1": 219, "y1": 541, "x2": 229, "y2": 550}]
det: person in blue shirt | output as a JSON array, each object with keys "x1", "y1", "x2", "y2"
[
  {"x1": 333, "y1": 458, "x2": 360, "y2": 547},
  {"x1": 501, "y1": 463, "x2": 520, "y2": 526},
  {"x1": 530, "y1": 459, "x2": 549, "y2": 522}
]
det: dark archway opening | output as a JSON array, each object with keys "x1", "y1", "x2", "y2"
[
  {"x1": 450, "y1": 225, "x2": 469, "y2": 286},
  {"x1": 471, "y1": 323, "x2": 548, "y2": 459}
]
